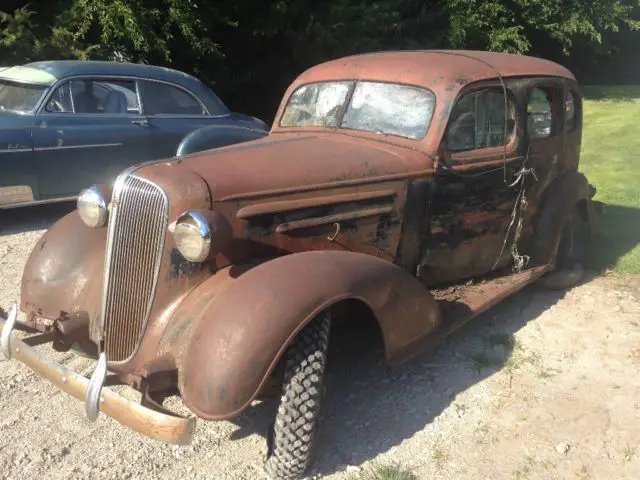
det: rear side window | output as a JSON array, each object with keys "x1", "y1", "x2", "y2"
[
  {"x1": 527, "y1": 88, "x2": 554, "y2": 139},
  {"x1": 140, "y1": 80, "x2": 205, "y2": 116},
  {"x1": 446, "y1": 89, "x2": 516, "y2": 152},
  {"x1": 73, "y1": 79, "x2": 139, "y2": 114}
]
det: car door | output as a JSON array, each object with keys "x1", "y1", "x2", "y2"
[
  {"x1": 32, "y1": 77, "x2": 154, "y2": 198},
  {"x1": 0, "y1": 80, "x2": 45, "y2": 205},
  {"x1": 138, "y1": 79, "x2": 214, "y2": 159},
  {"x1": 420, "y1": 81, "x2": 526, "y2": 286}
]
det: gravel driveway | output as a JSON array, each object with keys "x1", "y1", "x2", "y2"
[{"x1": 1, "y1": 205, "x2": 639, "y2": 480}]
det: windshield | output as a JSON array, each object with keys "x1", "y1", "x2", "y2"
[
  {"x1": 0, "y1": 81, "x2": 47, "y2": 113},
  {"x1": 280, "y1": 81, "x2": 436, "y2": 140}
]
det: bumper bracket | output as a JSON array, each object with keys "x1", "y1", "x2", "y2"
[{"x1": 0, "y1": 306, "x2": 195, "y2": 445}]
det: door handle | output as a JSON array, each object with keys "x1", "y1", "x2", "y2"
[{"x1": 131, "y1": 119, "x2": 149, "y2": 127}]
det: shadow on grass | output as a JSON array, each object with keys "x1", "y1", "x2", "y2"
[
  {"x1": 587, "y1": 204, "x2": 640, "y2": 273},
  {"x1": 582, "y1": 85, "x2": 640, "y2": 102},
  {"x1": 229, "y1": 285, "x2": 568, "y2": 477}
]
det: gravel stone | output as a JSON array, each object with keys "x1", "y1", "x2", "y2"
[{"x1": 1, "y1": 204, "x2": 639, "y2": 479}]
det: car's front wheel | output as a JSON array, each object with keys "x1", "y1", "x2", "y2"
[
  {"x1": 264, "y1": 311, "x2": 331, "y2": 480},
  {"x1": 538, "y1": 206, "x2": 590, "y2": 289}
]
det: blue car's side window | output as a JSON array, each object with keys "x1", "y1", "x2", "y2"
[
  {"x1": 45, "y1": 79, "x2": 141, "y2": 115},
  {"x1": 45, "y1": 83, "x2": 73, "y2": 113},
  {"x1": 140, "y1": 80, "x2": 206, "y2": 116}
]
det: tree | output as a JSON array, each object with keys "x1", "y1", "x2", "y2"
[{"x1": 1, "y1": 0, "x2": 638, "y2": 119}]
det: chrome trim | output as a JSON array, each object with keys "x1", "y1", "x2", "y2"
[
  {"x1": 0, "y1": 314, "x2": 195, "y2": 445},
  {"x1": 1, "y1": 302, "x2": 17, "y2": 360},
  {"x1": 0, "y1": 148, "x2": 32, "y2": 154},
  {"x1": 34, "y1": 142, "x2": 122, "y2": 152},
  {"x1": 77, "y1": 185, "x2": 111, "y2": 228},
  {"x1": 99, "y1": 172, "x2": 169, "y2": 363},
  {"x1": 85, "y1": 351, "x2": 107, "y2": 421},
  {"x1": 0, "y1": 195, "x2": 77, "y2": 210},
  {"x1": 98, "y1": 171, "x2": 130, "y2": 343},
  {"x1": 173, "y1": 211, "x2": 212, "y2": 262}
]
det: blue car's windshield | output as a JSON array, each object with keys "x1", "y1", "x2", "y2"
[{"x1": 0, "y1": 81, "x2": 47, "y2": 113}]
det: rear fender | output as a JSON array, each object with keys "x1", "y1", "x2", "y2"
[
  {"x1": 176, "y1": 125, "x2": 268, "y2": 157},
  {"x1": 531, "y1": 169, "x2": 595, "y2": 266},
  {"x1": 159, "y1": 250, "x2": 441, "y2": 420}
]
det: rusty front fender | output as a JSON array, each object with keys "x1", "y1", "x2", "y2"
[
  {"x1": 20, "y1": 211, "x2": 106, "y2": 323},
  {"x1": 530, "y1": 169, "x2": 596, "y2": 266},
  {"x1": 159, "y1": 250, "x2": 441, "y2": 420}
]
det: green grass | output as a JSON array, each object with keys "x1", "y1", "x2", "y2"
[
  {"x1": 580, "y1": 86, "x2": 640, "y2": 274},
  {"x1": 351, "y1": 462, "x2": 419, "y2": 480}
]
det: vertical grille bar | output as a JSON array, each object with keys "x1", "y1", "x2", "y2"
[{"x1": 101, "y1": 175, "x2": 168, "y2": 362}]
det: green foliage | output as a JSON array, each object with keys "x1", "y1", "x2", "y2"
[
  {"x1": 446, "y1": 0, "x2": 639, "y2": 55},
  {"x1": 0, "y1": 1, "x2": 638, "y2": 118}
]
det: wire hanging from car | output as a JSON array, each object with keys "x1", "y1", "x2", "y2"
[{"x1": 433, "y1": 51, "x2": 538, "y2": 273}]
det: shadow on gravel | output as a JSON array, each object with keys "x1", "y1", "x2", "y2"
[
  {"x1": 0, "y1": 202, "x2": 74, "y2": 237},
  {"x1": 228, "y1": 282, "x2": 574, "y2": 476}
]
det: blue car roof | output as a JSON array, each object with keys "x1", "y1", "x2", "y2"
[{"x1": 0, "y1": 60, "x2": 229, "y2": 115}]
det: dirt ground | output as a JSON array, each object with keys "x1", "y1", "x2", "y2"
[{"x1": 1, "y1": 204, "x2": 639, "y2": 480}]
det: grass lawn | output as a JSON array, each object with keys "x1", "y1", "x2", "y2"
[{"x1": 579, "y1": 86, "x2": 640, "y2": 274}]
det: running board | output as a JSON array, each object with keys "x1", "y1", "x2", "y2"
[{"x1": 391, "y1": 265, "x2": 550, "y2": 365}]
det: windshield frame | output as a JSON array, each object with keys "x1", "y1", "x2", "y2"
[
  {"x1": 277, "y1": 79, "x2": 437, "y2": 142},
  {"x1": 0, "y1": 79, "x2": 49, "y2": 115}
]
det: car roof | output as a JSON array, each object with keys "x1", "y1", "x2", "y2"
[
  {"x1": 293, "y1": 49, "x2": 576, "y2": 87},
  {"x1": 0, "y1": 60, "x2": 230, "y2": 115}
]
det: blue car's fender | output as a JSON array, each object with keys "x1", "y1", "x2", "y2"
[{"x1": 176, "y1": 124, "x2": 268, "y2": 157}]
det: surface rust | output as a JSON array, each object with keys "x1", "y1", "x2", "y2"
[{"x1": 15, "y1": 50, "x2": 593, "y2": 426}]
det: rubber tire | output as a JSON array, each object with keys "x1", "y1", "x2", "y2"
[
  {"x1": 538, "y1": 208, "x2": 589, "y2": 289},
  {"x1": 264, "y1": 311, "x2": 331, "y2": 480}
]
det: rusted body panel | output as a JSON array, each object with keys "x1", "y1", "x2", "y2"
[
  {"x1": 20, "y1": 211, "x2": 105, "y2": 329},
  {"x1": 11, "y1": 50, "x2": 597, "y2": 448},
  {"x1": 158, "y1": 250, "x2": 441, "y2": 419}
]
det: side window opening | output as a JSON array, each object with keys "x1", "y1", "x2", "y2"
[
  {"x1": 70, "y1": 80, "x2": 140, "y2": 114},
  {"x1": 527, "y1": 88, "x2": 554, "y2": 139},
  {"x1": 46, "y1": 79, "x2": 140, "y2": 114},
  {"x1": 45, "y1": 83, "x2": 73, "y2": 113},
  {"x1": 565, "y1": 91, "x2": 577, "y2": 132},
  {"x1": 140, "y1": 80, "x2": 206, "y2": 116},
  {"x1": 446, "y1": 89, "x2": 516, "y2": 152}
]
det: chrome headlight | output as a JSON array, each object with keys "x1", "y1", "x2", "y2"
[
  {"x1": 77, "y1": 185, "x2": 111, "y2": 228},
  {"x1": 171, "y1": 210, "x2": 232, "y2": 263},
  {"x1": 172, "y1": 211, "x2": 213, "y2": 262}
]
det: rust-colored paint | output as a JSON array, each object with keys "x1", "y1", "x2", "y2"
[
  {"x1": 13, "y1": 50, "x2": 596, "y2": 441},
  {"x1": 167, "y1": 250, "x2": 441, "y2": 419}
]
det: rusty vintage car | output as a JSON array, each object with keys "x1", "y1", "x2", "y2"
[{"x1": 1, "y1": 50, "x2": 598, "y2": 479}]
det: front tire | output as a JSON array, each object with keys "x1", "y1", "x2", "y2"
[{"x1": 264, "y1": 311, "x2": 331, "y2": 480}]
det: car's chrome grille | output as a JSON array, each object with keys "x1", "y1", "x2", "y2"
[{"x1": 101, "y1": 175, "x2": 168, "y2": 362}]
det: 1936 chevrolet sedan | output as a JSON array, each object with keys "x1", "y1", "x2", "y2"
[{"x1": 1, "y1": 50, "x2": 598, "y2": 479}]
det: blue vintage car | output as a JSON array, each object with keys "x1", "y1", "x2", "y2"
[{"x1": 0, "y1": 61, "x2": 268, "y2": 208}]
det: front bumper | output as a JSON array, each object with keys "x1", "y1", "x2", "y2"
[{"x1": 1, "y1": 306, "x2": 195, "y2": 445}]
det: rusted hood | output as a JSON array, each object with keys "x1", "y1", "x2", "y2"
[{"x1": 172, "y1": 132, "x2": 431, "y2": 201}]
